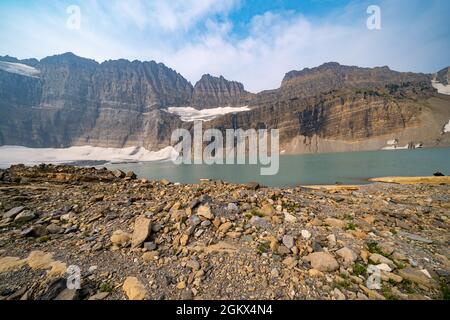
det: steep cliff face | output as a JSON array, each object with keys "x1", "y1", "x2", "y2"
[
  {"x1": 0, "y1": 53, "x2": 192, "y2": 149},
  {"x1": 435, "y1": 67, "x2": 449, "y2": 85},
  {"x1": 0, "y1": 53, "x2": 448, "y2": 154},
  {"x1": 191, "y1": 74, "x2": 253, "y2": 109}
]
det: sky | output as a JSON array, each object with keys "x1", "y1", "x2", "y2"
[{"x1": 0, "y1": 0, "x2": 449, "y2": 92}]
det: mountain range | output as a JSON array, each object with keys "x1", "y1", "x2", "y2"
[{"x1": 0, "y1": 52, "x2": 449, "y2": 154}]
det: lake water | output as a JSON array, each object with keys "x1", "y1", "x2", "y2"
[{"x1": 105, "y1": 147, "x2": 450, "y2": 187}]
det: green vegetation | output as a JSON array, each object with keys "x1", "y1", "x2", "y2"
[
  {"x1": 345, "y1": 222, "x2": 357, "y2": 231},
  {"x1": 440, "y1": 278, "x2": 450, "y2": 300},
  {"x1": 256, "y1": 242, "x2": 270, "y2": 254},
  {"x1": 381, "y1": 286, "x2": 398, "y2": 300},
  {"x1": 353, "y1": 263, "x2": 367, "y2": 277},
  {"x1": 99, "y1": 282, "x2": 114, "y2": 293}
]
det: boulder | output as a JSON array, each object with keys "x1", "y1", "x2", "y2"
[{"x1": 131, "y1": 216, "x2": 152, "y2": 248}]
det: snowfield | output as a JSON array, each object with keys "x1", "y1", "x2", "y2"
[
  {"x1": 0, "y1": 61, "x2": 40, "y2": 78},
  {"x1": 0, "y1": 145, "x2": 178, "y2": 169},
  {"x1": 166, "y1": 106, "x2": 250, "y2": 122},
  {"x1": 431, "y1": 80, "x2": 450, "y2": 95},
  {"x1": 444, "y1": 119, "x2": 450, "y2": 133}
]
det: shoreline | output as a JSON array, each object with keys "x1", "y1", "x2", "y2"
[{"x1": 0, "y1": 164, "x2": 449, "y2": 300}]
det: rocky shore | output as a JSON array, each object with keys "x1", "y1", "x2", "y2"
[{"x1": 0, "y1": 164, "x2": 448, "y2": 300}]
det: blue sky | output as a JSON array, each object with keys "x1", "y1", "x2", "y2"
[{"x1": 0, "y1": 0, "x2": 449, "y2": 92}]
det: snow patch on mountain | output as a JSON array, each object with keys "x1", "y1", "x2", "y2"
[
  {"x1": 0, "y1": 145, "x2": 178, "y2": 169},
  {"x1": 0, "y1": 61, "x2": 40, "y2": 78},
  {"x1": 166, "y1": 106, "x2": 250, "y2": 122},
  {"x1": 431, "y1": 80, "x2": 450, "y2": 95},
  {"x1": 444, "y1": 119, "x2": 450, "y2": 133}
]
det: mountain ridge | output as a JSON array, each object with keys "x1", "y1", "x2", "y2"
[{"x1": 0, "y1": 52, "x2": 449, "y2": 153}]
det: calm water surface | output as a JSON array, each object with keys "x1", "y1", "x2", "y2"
[{"x1": 105, "y1": 148, "x2": 450, "y2": 187}]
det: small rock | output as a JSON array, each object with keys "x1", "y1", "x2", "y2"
[
  {"x1": 304, "y1": 252, "x2": 339, "y2": 272},
  {"x1": 227, "y1": 203, "x2": 240, "y2": 213},
  {"x1": 336, "y1": 247, "x2": 358, "y2": 265},
  {"x1": 260, "y1": 204, "x2": 275, "y2": 216},
  {"x1": 369, "y1": 253, "x2": 394, "y2": 267},
  {"x1": 197, "y1": 205, "x2": 214, "y2": 220},
  {"x1": 110, "y1": 230, "x2": 131, "y2": 247},
  {"x1": 180, "y1": 234, "x2": 189, "y2": 246},
  {"x1": 283, "y1": 212, "x2": 297, "y2": 223},
  {"x1": 142, "y1": 251, "x2": 159, "y2": 262},
  {"x1": 218, "y1": 221, "x2": 233, "y2": 233},
  {"x1": 46, "y1": 224, "x2": 64, "y2": 234},
  {"x1": 112, "y1": 169, "x2": 126, "y2": 178},
  {"x1": 282, "y1": 257, "x2": 298, "y2": 269},
  {"x1": 324, "y1": 218, "x2": 346, "y2": 229},
  {"x1": 123, "y1": 277, "x2": 147, "y2": 300},
  {"x1": 378, "y1": 242, "x2": 395, "y2": 256},
  {"x1": 282, "y1": 235, "x2": 295, "y2": 249},
  {"x1": 301, "y1": 230, "x2": 311, "y2": 240},
  {"x1": 14, "y1": 211, "x2": 35, "y2": 223},
  {"x1": 143, "y1": 242, "x2": 156, "y2": 251}
]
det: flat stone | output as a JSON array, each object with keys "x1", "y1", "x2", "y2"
[
  {"x1": 397, "y1": 267, "x2": 439, "y2": 289},
  {"x1": 14, "y1": 211, "x2": 35, "y2": 223},
  {"x1": 131, "y1": 216, "x2": 152, "y2": 248},
  {"x1": 397, "y1": 231, "x2": 433, "y2": 244},
  {"x1": 3, "y1": 206, "x2": 26, "y2": 219},
  {"x1": 54, "y1": 288, "x2": 79, "y2": 300},
  {"x1": 369, "y1": 253, "x2": 394, "y2": 267}
]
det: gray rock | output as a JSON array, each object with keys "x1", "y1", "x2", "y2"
[
  {"x1": 190, "y1": 215, "x2": 201, "y2": 226},
  {"x1": 143, "y1": 242, "x2": 157, "y2": 251},
  {"x1": 282, "y1": 235, "x2": 295, "y2": 249},
  {"x1": 14, "y1": 211, "x2": 35, "y2": 223},
  {"x1": 397, "y1": 231, "x2": 433, "y2": 244},
  {"x1": 3, "y1": 206, "x2": 26, "y2": 219},
  {"x1": 21, "y1": 225, "x2": 47, "y2": 238},
  {"x1": 227, "y1": 203, "x2": 240, "y2": 213},
  {"x1": 46, "y1": 224, "x2": 64, "y2": 234},
  {"x1": 249, "y1": 216, "x2": 269, "y2": 229}
]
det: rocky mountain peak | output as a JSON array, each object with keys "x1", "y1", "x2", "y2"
[
  {"x1": 191, "y1": 74, "x2": 250, "y2": 109},
  {"x1": 435, "y1": 66, "x2": 449, "y2": 85}
]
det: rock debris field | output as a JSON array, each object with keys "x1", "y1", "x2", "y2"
[{"x1": 0, "y1": 164, "x2": 449, "y2": 300}]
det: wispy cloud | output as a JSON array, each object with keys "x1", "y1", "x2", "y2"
[{"x1": 0, "y1": 0, "x2": 448, "y2": 92}]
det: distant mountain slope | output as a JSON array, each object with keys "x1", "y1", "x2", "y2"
[{"x1": 0, "y1": 53, "x2": 449, "y2": 154}]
